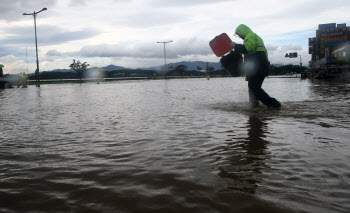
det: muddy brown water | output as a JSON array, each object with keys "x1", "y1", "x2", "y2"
[{"x1": 1, "y1": 77, "x2": 349, "y2": 213}]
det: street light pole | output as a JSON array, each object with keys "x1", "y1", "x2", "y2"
[
  {"x1": 299, "y1": 54, "x2": 303, "y2": 77},
  {"x1": 157, "y1": 40, "x2": 173, "y2": 77},
  {"x1": 23, "y1": 8, "x2": 47, "y2": 87}
]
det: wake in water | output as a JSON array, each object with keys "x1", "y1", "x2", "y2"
[{"x1": 210, "y1": 100, "x2": 350, "y2": 121}]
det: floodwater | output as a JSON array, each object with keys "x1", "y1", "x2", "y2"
[{"x1": 0, "y1": 77, "x2": 349, "y2": 213}]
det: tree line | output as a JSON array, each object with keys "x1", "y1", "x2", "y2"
[{"x1": 28, "y1": 59, "x2": 304, "y2": 80}]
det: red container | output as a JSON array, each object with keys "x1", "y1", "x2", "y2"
[{"x1": 209, "y1": 33, "x2": 232, "y2": 57}]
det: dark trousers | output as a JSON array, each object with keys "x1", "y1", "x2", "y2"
[{"x1": 248, "y1": 75, "x2": 281, "y2": 108}]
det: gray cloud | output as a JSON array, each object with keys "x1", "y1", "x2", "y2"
[
  {"x1": 46, "y1": 49, "x2": 62, "y2": 57},
  {"x1": 0, "y1": 55, "x2": 19, "y2": 63},
  {"x1": 166, "y1": 38, "x2": 212, "y2": 58},
  {"x1": 117, "y1": 10, "x2": 189, "y2": 28},
  {"x1": 281, "y1": 44, "x2": 303, "y2": 52},
  {"x1": 0, "y1": 46, "x2": 30, "y2": 57},
  {"x1": 0, "y1": 0, "x2": 57, "y2": 21},
  {"x1": 69, "y1": 0, "x2": 87, "y2": 6},
  {"x1": 0, "y1": 25, "x2": 101, "y2": 46},
  {"x1": 45, "y1": 38, "x2": 213, "y2": 59},
  {"x1": 68, "y1": 0, "x2": 130, "y2": 6},
  {"x1": 149, "y1": 0, "x2": 232, "y2": 7},
  {"x1": 271, "y1": 0, "x2": 349, "y2": 19},
  {"x1": 265, "y1": 44, "x2": 278, "y2": 52}
]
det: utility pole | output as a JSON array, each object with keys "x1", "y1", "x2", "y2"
[
  {"x1": 26, "y1": 46, "x2": 28, "y2": 74},
  {"x1": 157, "y1": 40, "x2": 173, "y2": 77},
  {"x1": 199, "y1": 61, "x2": 210, "y2": 79},
  {"x1": 299, "y1": 54, "x2": 303, "y2": 77},
  {"x1": 23, "y1": 8, "x2": 47, "y2": 87}
]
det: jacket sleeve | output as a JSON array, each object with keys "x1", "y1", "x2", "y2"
[
  {"x1": 243, "y1": 34, "x2": 256, "y2": 53},
  {"x1": 234, "y1": 44, "x2": 248, "y2": 54}
]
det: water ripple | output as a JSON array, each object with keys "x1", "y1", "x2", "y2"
[{"x1": 1, "y1": 78, "x2": 350, "y2": 212}]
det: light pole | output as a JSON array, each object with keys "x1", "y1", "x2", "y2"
[
  {"x1": 157, "y1": 40, "x2": 173, "y2": 77},
  {"x1": 23, "y1": 8, "x2": 47, "y2": 87},
  {"x1": 199, "y1": 61, "x2": 209, "y2": 79},
  {"x1": 299, "y1": 54, "x2": 303, "y2": 77}
]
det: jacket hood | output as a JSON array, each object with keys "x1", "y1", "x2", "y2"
[{"x1": 235, "y1": 24, "x2": 253, "y2": 38}]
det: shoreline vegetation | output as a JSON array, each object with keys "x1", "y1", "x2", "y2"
[
  {"x1": 3, "y1": 64, "x2": 304, "y2": 86},
  {"x1": 33, "y1": 64, "x2": 303, "y2": 79},
  {"x1": 27, "y1": 75, "x2": 301, "y2": 85}
]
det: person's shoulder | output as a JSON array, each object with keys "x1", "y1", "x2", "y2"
[
  {"x1": 245, "y1": 32, "x2": 256, "y2": 39},
  {"x1": 251, "y1": 32, "x2": 259, "y2": 37},
  {"x1": 247, "y1": 32, "x2": 263, "y2": 42}
]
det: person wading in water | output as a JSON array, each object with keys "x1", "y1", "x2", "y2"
[{"x1": 231, "y1": 24, "x2": 281, "y2": 109}]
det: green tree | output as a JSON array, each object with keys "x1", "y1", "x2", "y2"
[
  {"x1": 69, "y1": 59, "x2": 90, "y2": 81},
  {"x1": 197, "y1": 66, "x2": 202, "y2": 77},
  {"x1": 207, "y1": 66, "x2": 215, "y2": 77},
  {"x1": 160, "y1": 64, "x2": 172, "y2": 77},
  {"x1": 174, "y1": 64, "x2": 188, "y2": 76}
]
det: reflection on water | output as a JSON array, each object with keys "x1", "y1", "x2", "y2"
[
  {"x1": 246, "y1": 115, "x2": 269, "y2": 156},
  {"x1": 1, "y1": 78, "x2": 350, "y2": 213},
  {"x1": 218, "y1": 115, "x2": 269, "y2": 194}
]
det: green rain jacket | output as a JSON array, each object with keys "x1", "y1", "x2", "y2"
[
  {"x1": 235, "y1": 24, "x2": 268, "y2": 59},
  {"x1": 234, "y1": 24, "x2": 270, "y2": 79}
]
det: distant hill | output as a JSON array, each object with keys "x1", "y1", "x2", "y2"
[
  {"x1": 38, "y1": 61, "x2": 222, "y2": 74},
  {"x1": 142, "y1": 61, "x2": 222, "y2": 71},
  {"x1": 40, "y1": 65, "x2": 130, "y2": 74},
  {"x1": 49, "y1": 68, "x2": 72, "y2": 72},
  {"x1": 89, "y1": 65, "x2": 131, "y2": 72}
]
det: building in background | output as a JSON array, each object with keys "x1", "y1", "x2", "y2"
[
  {"x1": 309, "y1": 23, "x2": 350, "y2": 65},
  {"x1": 308, "y1": 23, "x2": 350, "y2": 78}
]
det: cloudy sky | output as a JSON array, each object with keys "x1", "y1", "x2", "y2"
[{"x1": 0, "y1": 0, "x2": 349, "y2": 74}]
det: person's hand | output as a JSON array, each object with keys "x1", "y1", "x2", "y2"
[{"x1": 231, "y1": 41, "x2": 236, "y2": 48}]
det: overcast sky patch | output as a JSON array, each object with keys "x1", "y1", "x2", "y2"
[
  {"x1": 0, "y1": 0, "x2": 57, "y2": 21},
  {"x1": 149, "y1": 0, "x2": 233, "y2": 7},
  {"x1": 0, "y1": 25, "x2": 101, "y2": 46},
  {"x1": 45, "y1": 37, "x2": 213, "y2": 59},
  {"x1": 0, "y1": 0, "x2": 348, "y2": 74}
]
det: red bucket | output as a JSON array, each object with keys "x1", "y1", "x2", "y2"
[{"x1": 209, "y1": 33, "x2": 232, "y2": 57}]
